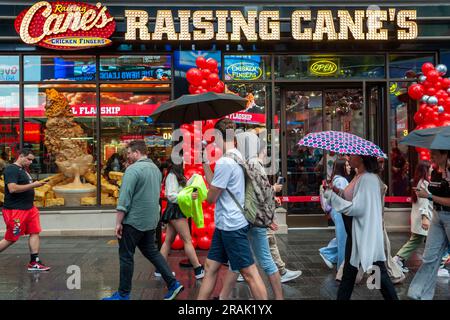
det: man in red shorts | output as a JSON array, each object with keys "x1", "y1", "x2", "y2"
[{"x1": 0, "y1": 148, "x2": 50, "y2": 271}]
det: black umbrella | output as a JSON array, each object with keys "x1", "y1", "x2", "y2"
[
  {"x1": 150, "y1": 92, "x2": 247, "y2": 124},
  {"x1": 400, "y1": 125, "x2": 450, "y2": 150}
]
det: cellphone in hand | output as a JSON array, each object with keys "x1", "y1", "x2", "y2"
[{"x1": 277, "y1": 176, "x2": 286, "y2": 185}]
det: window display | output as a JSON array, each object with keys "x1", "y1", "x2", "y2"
[
  {"x1": 100, "y1": 84, "x2": 172, "y2": 205},
  {"x1": 24, "y1": 84, "x2": 98, "y2": 207}
]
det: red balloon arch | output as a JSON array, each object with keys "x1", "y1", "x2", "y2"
[
  {"x1": 408, "y1": 62, "x2": 450, "y2": 161},
  {"x1": 162, "y1": 56, "x2": 224, "y2": 250}
]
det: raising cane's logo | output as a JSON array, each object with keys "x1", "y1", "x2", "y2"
[{"x1": 14, "y1": 1, "x2": 115, "y2": 50}]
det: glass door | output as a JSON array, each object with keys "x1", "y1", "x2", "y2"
[{"x1": 281, "y1": 85, "x2": 364, "y2": 215}]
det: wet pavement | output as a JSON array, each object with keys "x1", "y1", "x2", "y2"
[{"x1": 0, "y1": 230, "x2": 448, "y2": 300}]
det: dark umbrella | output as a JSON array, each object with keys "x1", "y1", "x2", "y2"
[
  {"x1": 400, "y1": 125, "x2": 450, "y2": 150},
  {"x1": 150, "y1": 92, "x2": 247, "y2": 124}
]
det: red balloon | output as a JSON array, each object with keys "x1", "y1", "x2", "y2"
[
  {"x1": 419, "y1": 103, "x2": 428, "y2": 112},
  {"x1": 413, "y1": 112, "x2": 424, "y2": 124},
  {"x1": 206, "y1": 58, "x2": 218, "y2": 72},
  {"x1": 196, "y1": 56, "x2": 207, "y2": 69},
  {"x1": 186, "y1": 68, "x2": 203, "y2": 86},
  {"x1": 211, "y1": 81, "x2": 225, "y2": 93},
  {"x1": 192, "y1": 224, "x2": 207, "y2": 237},
  {"x1": 427, "y1": 70, "x2": 440, "y2": 82},
  {"x1": 207, "y1": 73, "x2": 220, "y2": 87},
  {"x1": 213, "y1": 68, "x2": 219, "y2": 74},
  {"x1": 436, "y1": 90, "x2": 448, "y2": 99},
  {"x1": 435, "y1": 82, "x2": 443, "y2": 90},
  {"x1": 422, "y1": 80, "x2": 433, "y2": 88},
  {"x1": 197, "y1": 236, "x2": 211, "y2": 250},
  {"x1": 442, "y1": 78, "x2": 450, "y2": 89},
  {"x1": 408, "y1": 84, "x2": 424, "y2": 100},
  {"x1": 422, "y1": 62, "x2": 435, "y2": 74},
  {"x1": 201, "y1": 68, "x2": 211, "y2": 79},
  {"x1": 426, "y1": 87, "x2": 437, "y2": 96},
  {"x1": 206, "y1": 223, "x2": 215, "y2": 238},
  {"x1": 188, "y1": 85, "x2": 197, "y2": 94},
  {"x1": 171, "y1": 235, "x2": 184, "y2": 250},
  {"x1": 201, "y1": 79, "x2": 208, "y2": 88}
]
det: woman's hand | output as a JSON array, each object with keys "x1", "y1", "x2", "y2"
[
  {"x1": 421, "y1": 216, "x2": 431, "y2": 231},
  {"x1": 192, "y1": 191, "x2": 198, "y2": 200},
  {"x1": 269, "y1": 222, "x2": 279, "y2": 231},
  {"x1": 273, "y1": 183, "x2": 282, "y2": 193}
]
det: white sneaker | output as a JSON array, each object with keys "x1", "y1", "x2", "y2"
[
  {"x1": 280, "y1": 269, "x2": 302, "y2": 283},
  {"x1": 393, "y1": 256, "x2": 409, "y2": 273},
  {"x1": 437, "y1": 268, "x2": 449, "y2": 277},
  {"x1": 236, "y1": 274, "x2": 245, "y2": 282},
  {"x1": 319, "y1": 252, "x2": 334, "y2": 269},
  {"x1": 154, "y1": 271, "x2": 176, "y2": 277}
]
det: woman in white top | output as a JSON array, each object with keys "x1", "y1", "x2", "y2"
[
  {"x1": 319, "y1": 158, "x2": 351, "y2": 272},
  {"x1": 394, "y1": 161, "x2": 432, "y2": 272},
  {"x1": 158, "y1": 159, "x2": 204, "y2": 280},
  {"x1": 324, "y1": 155, "x2": 398, "y2": 300}
]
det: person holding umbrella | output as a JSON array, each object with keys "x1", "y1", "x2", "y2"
[
  {"x1": 300, "y1": 131, "x2": 398, "y2": 300},
  {"x1": 408, "y1": 149, "x2": 450, "y2": 300},
  {"x1": 323, "y1": 155, "x2": 398, "y2": 300}
]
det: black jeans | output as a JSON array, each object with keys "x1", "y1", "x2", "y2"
[
  {"x1": 119, "y1": 224, "x2": 176, "y2": 295},
  {"x1": 337, "y1": 215, "x2": 399, "y2": 300}
]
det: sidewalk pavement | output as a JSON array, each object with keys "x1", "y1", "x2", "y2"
[{"x1": 0, "y1": 230, "x2": 448, "y2": 300}]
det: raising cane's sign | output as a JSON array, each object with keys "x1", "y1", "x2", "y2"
[{"x1": 14, "y1": 1, "x2": 116, "y2": 50}]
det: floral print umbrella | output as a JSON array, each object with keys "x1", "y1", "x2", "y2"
[{"x1": 298, "y1": 131, "x2": 387, "y2": 158}]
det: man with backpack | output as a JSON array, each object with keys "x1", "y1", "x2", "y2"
[
  {"x1": 217, "y1": 131, "x2": 283, "y2": 299},
  {"x1": 197, "y1": 119, "x2": 268, "y2": 300}
]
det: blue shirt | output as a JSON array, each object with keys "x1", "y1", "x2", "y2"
[{"x1": 211, "y1": 149, "x2": 248, "y2": 231}]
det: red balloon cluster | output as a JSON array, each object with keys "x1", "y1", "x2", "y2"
[
  {"x1": 161, "y1": 119, "x2": 220, "y2": 251},
  {"x1": 186, "y1": 57, "x2": 225, "y2": 94},
  {"x1": 408, "y1": 62, "x2": 450, "y2": 161}
]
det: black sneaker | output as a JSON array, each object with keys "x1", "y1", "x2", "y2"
[{"x1": 194, "y1": 265, "x2": 205, "y2": 279}]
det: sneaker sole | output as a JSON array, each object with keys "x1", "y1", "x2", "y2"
[
  {"x1": 164, "y1": 285, "x2": 184, "y2": 300},
  {"x1": 195, "y1": 274, "x2": 205, "y2": 280},
  {"x1": 280, "y1": 271, "x2": 302, "y2": 283},
  {"x1": 319, "y1": 253, "x2": 334, "y2": 269},
  {"x1": 27, "y1": 268, "x2": 50, "y2": 272}
]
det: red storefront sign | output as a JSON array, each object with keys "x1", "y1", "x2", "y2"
[
  {"x1": 14, "y1": 123, "x2": 42, "y2": 143},
  {"x1": 14, "y1": 1, "x2": 115, "y2": 50},
  {"x1": 2, "y1": 104, "x2": 162, "y2": 117},
  {"x1": 226, "y1": 111, "x2": 266, "y2": 124}
]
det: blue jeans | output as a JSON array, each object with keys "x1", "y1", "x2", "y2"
[
  {"x1": 408, "y1": 210, "x2": 450, "y2": 300},
  {"x1": 230, "y1": 226, "x2": 278, "y2": 276},
  {"x1": 319, "y1": 209, "x2": 347, "y2": 268},
  {"x1": 247, "y1": 226, "x2": 278, "y2": 275}
]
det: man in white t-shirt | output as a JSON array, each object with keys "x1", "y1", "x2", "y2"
[{"x1": 197, "y1": 119, "x2": 267, "y2": 300}]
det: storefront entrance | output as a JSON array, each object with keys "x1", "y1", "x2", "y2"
[{"x1": 279, "y1": 83, "x2": 386, "y2": 227}]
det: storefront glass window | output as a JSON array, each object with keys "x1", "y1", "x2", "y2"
[
  {"x1": 100, "y1": 84, "x2": 171, "y2": 206},
  {"x1": 275, "y1": 55, "x2": 385, "y2": 79},
  {"x1": 100, "y1": 55, "x2": 172, "y2": 81},
  {"x1": 389, "y1": 54, "x2": 435, "y2": 79},
  {"x1": 24, "y1": 84, "x2": 97, "y2": 208},
  {"x1": 224, "y1": 55, "x2": 271, "y2": 81},
  {"x1": 225, "y1": 83, "x2": 269, "y2": 130},
  {"x1": 24, "y1": 56, "x2": 96, "y2": 81},
  {"x1": 284, "y1": 90, "x2": 323, "y2": 214},
  {"x1": 0, "y1": 56, "x2": 20, "y2": 81},
  {"x1": 0, "y1": 85, "x2": 20, "y2": 207},
  {"x1": 389, "y1": 81, "x2": 415, "y2": 197}
]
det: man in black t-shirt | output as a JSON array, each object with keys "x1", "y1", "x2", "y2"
[{"x1": 0, "y1": 149, "x2": 51, "y2": 271}]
